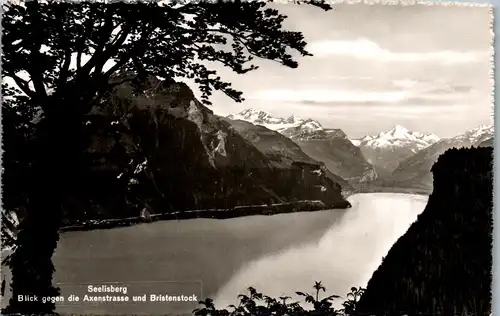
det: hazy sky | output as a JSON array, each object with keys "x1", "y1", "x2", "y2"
[{"x1": 187, "y1": 3, "x2": 493, "y2": 138}]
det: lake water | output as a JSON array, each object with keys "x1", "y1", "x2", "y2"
[{"x1": 1, "y1": 193, "x2": 428, "y2": 315}]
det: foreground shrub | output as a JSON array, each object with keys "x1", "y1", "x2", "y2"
[{"x1": 193, "y1": 282, "x2": 365, "y2": 316}]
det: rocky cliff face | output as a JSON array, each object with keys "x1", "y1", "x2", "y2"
[
  {"x1": 355, "y1": 147, "x2": 493, "y2": 316},
  {"x1": 74, "y1": 73, "x2": 348, "y2": 222}
]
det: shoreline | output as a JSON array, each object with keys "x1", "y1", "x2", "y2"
[
  {"x1": 349, "y1": 187, "x2": 431, "y2": 197},
  {"x1": 59, "y1": 199, "x2": 352, "y2": 233},
  {"x1": 58, "y1": 188, "x2": 431, "y2": 233}
]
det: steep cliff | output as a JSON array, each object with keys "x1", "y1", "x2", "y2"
[
  {"x1": 68, "y1": 73, "x2": 348, "y2": 223},
  {"x1": 355, "y1": 147, "x2": 493, "y2": 316}
]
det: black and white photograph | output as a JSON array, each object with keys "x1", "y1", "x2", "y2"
[{"x1": 1, "y1": 0, "x2": 494, "y2": 315}]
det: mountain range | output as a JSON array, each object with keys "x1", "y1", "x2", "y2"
[
  {"x1": 227, "y1": 109, "x2": 494, "y2": 194},
  {"x1": 226, "y1": 109, "x2": 377, "y2": 184},
  {"x1": 227, "y1": 109, "x2": 304, "y2": 132}
]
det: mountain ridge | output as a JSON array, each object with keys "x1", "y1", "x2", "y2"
[
  {"x1": 388, "y1": 124, "x2": 494, "y2": 192},
  {"x1": 227, "y1": 108, "x2": 306, "y2": 132},
  {"x1": 220, "y1": 117, "x2": 355, "y2": 192},
  {"x1": 226, "y1": 109, "x2": 378, "y2": 184},
  {"x1": 350, "y1": 125, "x2": 440, "y2": 174},
  {"x1": 352, "y1": 125, "x2": 440, "y2": 150}
]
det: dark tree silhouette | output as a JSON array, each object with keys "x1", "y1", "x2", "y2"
[{"x1": 2, "y1": 0, "x2": 332, "y2": 314}]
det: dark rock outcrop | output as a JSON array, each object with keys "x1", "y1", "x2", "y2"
[
  {"x1": 66, "y1": 73, "x2": 349, "y2": 224},
  {"x1": 355, "y1": 147, "x2": 493, "y2": 316}
]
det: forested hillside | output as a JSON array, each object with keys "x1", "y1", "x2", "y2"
[{"x1": 355, "y1": 147, "x2": 493, "y2": 316}]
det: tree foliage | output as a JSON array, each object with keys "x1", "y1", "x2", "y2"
[
  {"x1": 3, "y1": 0, "x2": 330, "y2": 108},
  {"x1": 2, "y1": 1, "x2": 332, "y2": 314}
]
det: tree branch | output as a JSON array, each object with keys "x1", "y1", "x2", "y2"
[
  {"x1": 77, "y1": 6, "x2": 116, "y2": 80},
  {"x1": 102, "y1": 25, "x2": 153, "y2": 79},
  {"x1": 54, "y1": 5, "x2": 72, "y2": 87},
  {"x1": 76, "y1": 51, "x2": 83, "y2": 72},
  {"x1": 6, "y1": 73, "x2": 36, "y2": 98},
  {"x1": 92, "y1": 24, "x2": 132, "y2": 80},
  {"x1": 58, "y1": 48, "x2": 72, "y2": 87},
  {"x1": 76, "y1": 11, "x2": 97, "y2": 73},
  {"x1": 25, "y1": 1, "x2": 47, "y2": 100}
]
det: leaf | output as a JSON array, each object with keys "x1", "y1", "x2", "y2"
[{"x1": 305, "y1": 295, "x2": 315, "y2": 303}]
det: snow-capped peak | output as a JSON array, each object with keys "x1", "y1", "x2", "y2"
[
  {"x1": 300, "y1": 119, "x2": 323, "y2": 131},
  {"x1": 451, "y1": 124, "x2": 494, "y2": 144},
  {"x1": 279, "y1": 119, "x2": 334, "y2": 141},
  {"x1": 226, "y1": 109, "x2": 333, "y2": 141},
  {"x1": 228, "y1": 108, "x2": 276, "y2": 122},
  {"x1": 383, "y1": 125, "x2": 410, "y2": 138},
  {"x1": 226, "y1": 108, "x2": 305, "y2": 131},
  {"x1": 286, "y1": 114, "x2": 301, "y2": 124},
  {"x1": 352, "y1": 125, "x2": 440, "y2": 150},
  {"x1": 466, "y1": 124, "x2": 494, "y2": 138}
]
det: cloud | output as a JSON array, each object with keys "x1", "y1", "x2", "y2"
[
  {"x1": 249, "y1": 83, "x2": 482, "y2": 106},
  {"x1": 250, "y1": 89, "x2": 409, "y2": 103},
  {"x1": 307, "y1": 38, "x2": 489, "y2": 64},
  {"x1": 297, "y1": 98, "x2": 457, "y2": 107},
  {"x1": 426, "y1": 85, "x2": 475, "y2": 94},
  {"x1": 391, "y1": 79, "x2": 477, "y2": 95}
]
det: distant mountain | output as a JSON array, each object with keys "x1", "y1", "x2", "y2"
[
  {"x1": 356, "y1": 147, "x2": 492, "y2": 315},
  {"x1": 227, "y1": 110, "x2": 377, "y2": 184},
  {"x1": 227, "y1": 109, "x2": 304, "y2": 131},
  {"x1": 389, "y1": 125, "x2": 494, "y2": 191},
  {"x1": 351, "y1": 125, "x2": 440, "y2": 174},
  {"x1": 221, "y1": 118, "x2": 354, "y2": 192}
]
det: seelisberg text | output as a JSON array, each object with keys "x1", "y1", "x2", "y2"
[
  {"x1": 87, "y1": 284, "x2": 128, "y2": 295},
  {"x1": 83, "y1": 284, "x2": 129, "y2": 302}
]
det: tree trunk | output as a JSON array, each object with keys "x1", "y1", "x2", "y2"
[
  {"x1": 5, "y1": 193, "x2": 63, "y2": 315},
  {"x1": 4, "y1": 97, "x2": 84, "y2": 315}
]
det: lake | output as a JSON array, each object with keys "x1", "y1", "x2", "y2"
[{"x1": 1, "y1": 193, "x2": 428, "y2": 315}]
